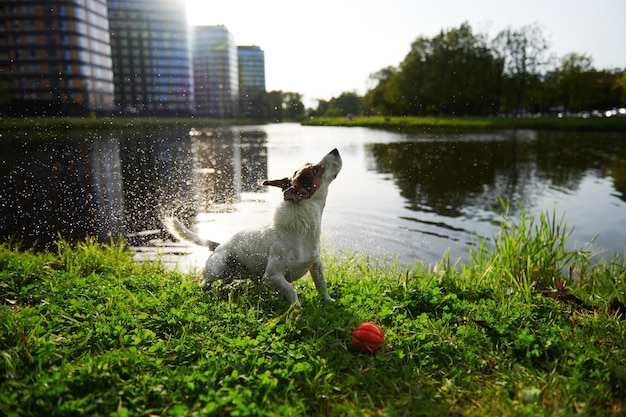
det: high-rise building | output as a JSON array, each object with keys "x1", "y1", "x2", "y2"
[
  {"x1": 237, "y1": 45, "x2": 266, "y2": 119},
  {"x1": 238, "y1": 45, "x2": 265, "y2": 91},
  {"x1": 0, "y1": 0, "x2": 115, "y2": 116},
  {"x1": 191, "y1": 25, "x2": 238, "y2": 119},
  {"x1": 107, "y1": 0, "x2": 192, "y2": 116}
]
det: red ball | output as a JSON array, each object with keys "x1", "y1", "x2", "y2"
[{"x1": 352, "y1": 322, "x2": 384, "y2": 354}]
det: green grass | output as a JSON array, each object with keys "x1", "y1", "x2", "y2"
[
  {"x1": 0, "y1": 117, "x2": 262, "y2": 139},
  {"x1": 2, "y1": 116, "x2": 626, "y2": 138},
  {"x1": 302, "y1": 115, "x2": 626, "y2": 132},
  {"x1": 1, "y1": 206, "x2": 625, "y2": 416}
]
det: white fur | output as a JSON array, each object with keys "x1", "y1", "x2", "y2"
[{"x1": 165, "y1": 149, "x2": 342, "y2": 306}]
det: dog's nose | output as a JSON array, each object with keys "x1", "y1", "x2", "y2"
[{"x1": 330, "y1": 148, "x2": 339, "y2": 156}]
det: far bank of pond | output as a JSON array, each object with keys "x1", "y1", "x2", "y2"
[
  {"x1": 302, "y1": 115, "x2": 626, "y2": 132},
  {"x1": 0, "y1": 116, "x2": 254, "y2": 136},
  {"x1": 2, "y1": 115, "x2": 626, "y2": 136}
]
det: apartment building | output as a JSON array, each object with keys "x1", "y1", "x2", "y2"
[
  {"x1": 191, "y1": 25, "x2": 238, "y2": 119},
  {"x1": 1, "y1": 2, "x2": 262, "y2": 119},
  {"x1": 237, "y1": 45, "x2": 266, "y2": 118},
  {"x1": 107, "y1": 0, "x2": 192, "y2": 116},
  {"x1": 0, "y1": 0, "x2": 115, "y2": 116}
]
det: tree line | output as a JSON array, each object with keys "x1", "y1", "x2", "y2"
[
  {"x1": 308, "y1": 22, "x2": 626, "y2": 118},
  {"x1": 238, "y1": 89, "x2": 306, "y2": 121}
]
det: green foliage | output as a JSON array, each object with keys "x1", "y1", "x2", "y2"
[
  {"x1": 310, "y1": 92, "x2": 364, "y2": 118},
  {"x1": 396, "y1": 22, "x2": 503, "y2": 116},
  {"x1": 0, "y1": 117, "x2": 259, "y2": 140},
  {"x1": 1, "y1": 210, "x2": 625, "y2": 416},
  {"x1": 266, "y1": 91, "x2": 305, "y2": 122},
  {"x1": 303, "y1": 115, "x2": 626, "y2": 132},
  {"x1": 472, "y1": 200, "x2": 581, "y2": 294},
  {"x1": 362, "y1": 21, "x2": 625, "y2": 117}
]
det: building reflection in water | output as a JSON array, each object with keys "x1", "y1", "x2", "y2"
[
  {"x1": 121, "y1": 126, "x2": 267, "y2": 252},
  {"x1": 0, "y1": 134, "x2": 125, "y2": 249},
  {"x1": 118, "y1": 127, "x2": 199, "y2": 244},
  {"x1": 1, "y1": 126, "x2": 268, "y2": 259},
  {"x1": 194, "y1": 127, "x2": 267, "y2": 212},
  {"x1": 89, "y1": 135, "x2": 125, "y2": 243}
]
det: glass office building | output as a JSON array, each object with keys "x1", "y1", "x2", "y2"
[
  {"x1": 192, "y1": 25, "x2": 238, "y2": 119},
  {"x1": 0, "y1": 0, "x2": 115, "y2": 116},
  {"x1": 238, "y1": 45, "x2": 265, "y2": 90},
  {"x1": 237, "y1": 45, "x2": 266, "y2": 118},
  {"x1": 107, "y1": 0, "x2": 192, "y2": 116}
]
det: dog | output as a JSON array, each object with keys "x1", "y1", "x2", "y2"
[{"x1": 165, "y1": 148, "x2": 342, "y2": 306}]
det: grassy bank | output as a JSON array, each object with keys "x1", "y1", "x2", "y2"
[
  {"x1": 2, "y1": 116, "x2": 626, "y2": 136},
  {"x1": 302, "y1": 116, "x2": 626, "y2": 132},
  {"x1": 1, "y1": 208, "x2": 625, "y2": 416},
  {"x1": 0, "y1": 117, "x2": 262, "y2": 138}
]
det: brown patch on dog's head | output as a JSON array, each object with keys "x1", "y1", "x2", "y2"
[{"x1": 263, "y1": 162, "x2": 326, "y2": 203}]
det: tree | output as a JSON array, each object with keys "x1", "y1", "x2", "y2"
[
  {"x1": 543, "y1": 55, "x2": 623, "y2": 113},
  {"x1": 553, "y1": 53, "x2": 594, "y2": 112},
  {"x1": 266, "y1": 91, "x2": 284, "y2": 121},
  {"x1": 364, "y1": 21, "x2": 621, "y2": 117},
  {"x1": 493, "y1": 23, "x2": 551, "y2": 113},
  {"x1": 310, "y1": 99, "x2": 330, "y2": 118},
  {"x1": 318, "y1": 92, "x2": 363, "y2": 117},
  {"x1": 364, "y1": 66, "x2": 399, "y2": 115},
  {"x1": 614, "y1": 71, "x2": 626, "y2": 106},
  {"x1": 373, "y1": 22, "x2": 504, "y2": 116},
  {"x1": 239, "y1": 87, "x2": 268, "y2": 119},
  {"x1": 283, "y1": 92, "x2": 305, "y2": 120},
  {"x1": 264, "y1": 91, "x2": 306, "y2": 121},
  {"x1": 588, "y1": 70, "x2": 622, "y2": 111}
]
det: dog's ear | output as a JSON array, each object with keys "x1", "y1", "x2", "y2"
[
  {"x1": 263, "y1": 178, "x2": 291, "y2": 190},
  {"x1": 263, "y1": 177, "x2": 308, "y2": 202}
]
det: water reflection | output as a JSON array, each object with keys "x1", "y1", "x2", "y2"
[
  {"x1": 1, "y1": 134, "x2": 125, "y2": 248},
  {"x1": 1, "y1": 124, "x2": 625, "y2": 267},
  {"x1": 532, "y1": 131, "x2": 626, "y2": 200},
  {"x1": 118, "y1": 128, "x2": 197, "y2": 243},
  {"x1": 367, "y1": 132, "x2": 528, "y2": 217},
  {"x1": 367, "y1": 130, "x2": 626, "y2": 221},
  {"x1": 0, "y1": 127, "x2": 268, "y2": 252},
  {"x1": 193, "y1": 129, "x2": 267, "y2": 210}
]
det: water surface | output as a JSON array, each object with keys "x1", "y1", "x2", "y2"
[{"x1": 2, "y1": 123, "x2": 625, "y2": 270}]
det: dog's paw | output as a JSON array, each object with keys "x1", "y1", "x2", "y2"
[{"x1": 324, "y1": 296, "x2": 336, "y2": 302}]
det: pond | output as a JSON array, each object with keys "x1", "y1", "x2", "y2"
[{"x1": 1, "y1": 123, "x2": 625, "y2": 271}]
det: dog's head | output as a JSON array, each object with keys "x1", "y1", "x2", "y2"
[{"x1": 263, "y1": 148, "x2": 342, "y2": 203}]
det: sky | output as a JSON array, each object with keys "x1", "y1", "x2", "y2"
[{"x1": 186, "y1": 0, "x2": 626, "y2": 107}]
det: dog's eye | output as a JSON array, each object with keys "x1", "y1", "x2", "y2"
[{"x1": 312, "y1": 166, "x2": 320, "y2": 175}]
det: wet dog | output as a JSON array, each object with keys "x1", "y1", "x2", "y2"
[{"x1": 165, "y1": 148, "x2": 342, "y2": 306}]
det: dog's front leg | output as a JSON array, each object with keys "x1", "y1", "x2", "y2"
[
  {"x1": 310, "y1": 259, "x2": 335, "y2": 302},
  {"x1": 265, "y1": 272, "x2": 300, "y2": 306}
]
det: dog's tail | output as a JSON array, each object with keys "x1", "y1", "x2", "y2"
[{"x1": 163, "y1": 217, "x2": 220, "y2": 251}]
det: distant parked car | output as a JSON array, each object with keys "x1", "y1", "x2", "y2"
[{"x1": 605, "y1": 108, "x2": 626, "y2": 117}]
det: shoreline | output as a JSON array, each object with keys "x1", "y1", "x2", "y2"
[
  {"x1": 302, "y1": 115, "x2": 626, "y2": 133},
  {"x1": 2, "y1": 115, "x2": 626, "y2": 136}
]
